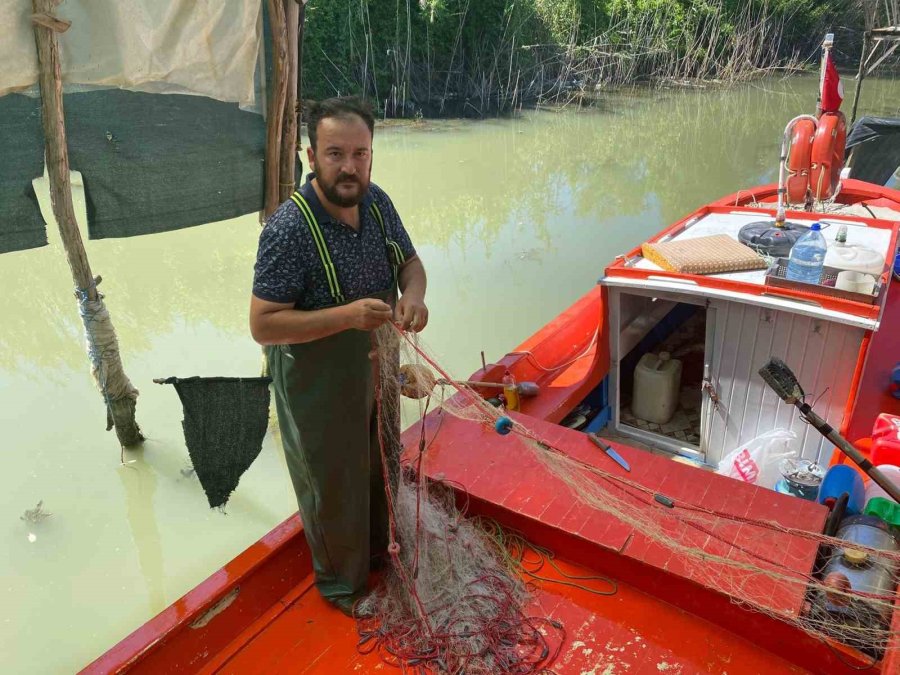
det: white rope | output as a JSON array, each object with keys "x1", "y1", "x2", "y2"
[{"x1": 76, "y1": 289, "x2": 139, "y2": 405}]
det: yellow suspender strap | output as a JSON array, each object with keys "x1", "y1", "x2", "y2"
[
  {"x1": 290, "y1": 192, "x2": 344, "y2": 304},
  {"x1": 369, "y1": 203, "x2": 406, "y2": 266}
]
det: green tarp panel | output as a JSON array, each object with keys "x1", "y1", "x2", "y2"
[
  {"x1": 160, "y1": 376, "x2": 272, "y2": 509},
  {"x1": 0, "y1": 94, "x2": 47, "y2": 254},
  {"x1": 65, "y1": 90, "x2": 267, "y2": 240},
  {"x1": 0, "y1": 89, "x2": 269, "y2": 252}
]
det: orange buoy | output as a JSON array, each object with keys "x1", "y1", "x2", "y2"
[
  {"x1": 785, "y1": 118, "x2": 816, "y2": 204},
  {"x1": 809, "y1": 112, "x2": 847, "y2": 201},
  {"x1": 399, "y1": 363, "x2": 437, "y2": 399}
]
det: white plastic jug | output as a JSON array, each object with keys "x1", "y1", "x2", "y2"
[
  {"x1": 824, "y1": 245, "x2": 885, "y2": 275},
  {"x1": 632, "y1": 352, "x2": 682, "y2": 425},
  {"x1": 824, "y1": 226, "x2": 885, "y2": 275}
]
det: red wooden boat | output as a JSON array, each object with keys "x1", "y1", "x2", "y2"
[{"x1": 81, "y1": 177, "x2": 900, "y2": 674}]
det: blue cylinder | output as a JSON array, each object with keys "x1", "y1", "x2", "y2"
[
  {"x1": 818, "y1": 464, "x2": 866, "y2": 515},
  {"x1": 494, "y1": 416, "x2": 513, "y2": 436},
  {"x1": 891, "y1": 363, "x2": 900, "y2": 400}
]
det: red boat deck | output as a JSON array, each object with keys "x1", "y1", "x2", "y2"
[
  {"x1": 200, "y1": 554, "x2": 806, "y2": 675},
  {"x1": 415, "y1": 413, "x2": 827, "y2": 615},
  {"x1": 86, "y1": 412, "x2": 883, "y2": 675},
  {"x1": 83, "y1": 183, "x2": 900, "y2": 674}
]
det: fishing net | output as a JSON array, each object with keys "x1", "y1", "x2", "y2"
[
  {"x1": 364, "y1": 323, "x2": 900, "y2": 671},
  {"x1": 354, "y1": 325, "x2": 565, "y2": 674},
  {"x1": 157, "y1": 376, "x2": 271, "y2": 509}
]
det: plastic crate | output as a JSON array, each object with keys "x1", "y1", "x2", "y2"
[{"x1": 765, "y1": 258, "x2": 881, "y2": 305}]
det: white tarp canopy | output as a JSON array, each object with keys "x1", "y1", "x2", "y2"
[{"x1": 1, "y1": 0, "x2": 262, "y2": 107}]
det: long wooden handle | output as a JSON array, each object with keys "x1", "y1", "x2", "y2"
[{"x1": 801, "y1": 404, "x2": 900, "y2": 503}]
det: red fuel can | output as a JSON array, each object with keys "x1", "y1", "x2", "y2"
[{"x1": 871, "y1": 413, "x2": 900, "y2": 466}]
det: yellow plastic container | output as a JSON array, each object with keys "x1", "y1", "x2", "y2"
[{"x1": 502, "y1": 370, "x2": 520, "y2": 412}]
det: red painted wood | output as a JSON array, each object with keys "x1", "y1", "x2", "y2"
[
  {"x1": 845, "y1": 279, "x2": 900, "y2": 442},
  {"x1": 882, "y1": 596, "x2": 900, "y2": 675},
  {"x1": 94, "y1": 412, "x2": 870, "y2": 672},
  {"x1": 466, "y1": 285, "x2": 609, "y2": 424},
  {"x1": 79, "y1": 517, "x2": 311, "y2": 675},
  {"x1": 462, "y1": 489, "x2": 873, "y2": 673},
  {"x1": 210, "y1": 551, "x2": 810, "y2": 674},
  {"x1": 413, "y1": 412, "x2": 825, "y2": 617},
  {"x1": 712, "y1": 179, "x2": 900, "y2": 211},
  {"x1": 87, "y1": 181, "x2": 900, "y2": 674}
]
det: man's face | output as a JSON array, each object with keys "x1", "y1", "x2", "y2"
[{"x1": 309, "y1": 115, "x2": 373, "y2": 208}]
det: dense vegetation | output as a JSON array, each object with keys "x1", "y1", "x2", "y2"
[{"x1": 300, "y1": 0, "x2": 866, "y2": 116}]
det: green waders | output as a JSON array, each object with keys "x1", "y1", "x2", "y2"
[{"x1": 266, "y1": 191, "x2": 404, "y2": 602}]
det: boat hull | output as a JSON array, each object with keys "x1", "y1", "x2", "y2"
[{"x1": 83, "y1": 182, "x2": 900, "y2": 674}]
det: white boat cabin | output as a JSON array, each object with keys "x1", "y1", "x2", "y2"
[{"x1": 601, "y1": 208, "x2": 897, "y2": 468}]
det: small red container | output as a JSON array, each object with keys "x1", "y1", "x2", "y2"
[{"x1": 871, "y1": 413, "x2": 900, "y2": 466}]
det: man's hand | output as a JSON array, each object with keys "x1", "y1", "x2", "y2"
[
  {"x1": 395, "y1": 294, "x2": 429, "y2": 332},
  {"x1": 346, "y1": 298, "x2": 394, "y2": 331}
]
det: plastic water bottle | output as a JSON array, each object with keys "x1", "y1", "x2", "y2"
[{"x1": 785, "y1": 222, "x2": 827, "y2": 284}]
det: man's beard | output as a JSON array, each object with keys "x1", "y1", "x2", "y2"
[{"x1": 316, "y1": 170, "x2": 369, "y2": 207}]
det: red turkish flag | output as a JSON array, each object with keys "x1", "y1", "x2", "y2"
[{"x1": 821, "y1": 50, "x2": 843, "y2": 113}]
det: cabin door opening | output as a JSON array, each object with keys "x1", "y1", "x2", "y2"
[{"x1": 611, "y1": 292, "x2": 713, "y2": 461}]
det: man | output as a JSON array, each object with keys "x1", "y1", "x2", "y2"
[{"x1": 249, "y1": 96, "x2": 428, "y2": 615}]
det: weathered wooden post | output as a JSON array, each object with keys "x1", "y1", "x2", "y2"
[
  {"x1": 278, "y1": 0, "x2": 301, "y2": 202},
  {"x1": 31, "y1": 0, "x2": 142, "y2": 448},
  {"x1": 264, "y1": 0, "x2": 289, "y2": 217},
  {"x1": 296, "y1": 0, "x2": 308, "y2": 141}
]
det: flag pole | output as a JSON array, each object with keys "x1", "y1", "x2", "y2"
[{"x1": 816, "y1": 33, "x2": 834, "y2": 118}]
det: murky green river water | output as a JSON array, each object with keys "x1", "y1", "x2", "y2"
[{"x1": 2, "y1": 75, "x2": 898, "y2": 673}]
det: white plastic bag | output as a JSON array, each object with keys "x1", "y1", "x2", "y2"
[{"x1": 716, "y1": 429, "x2": 797, "y2": 488}]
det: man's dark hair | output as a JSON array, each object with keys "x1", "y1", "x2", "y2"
[{"x1": 307, "y1": 96, "x2": 375, "y2": 151}]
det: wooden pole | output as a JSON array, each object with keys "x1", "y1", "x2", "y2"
[
  {"x1": 31, "y1": 0, "x2": 142, "y2": 448},
  {"x1": 264, "y1": 0, "x2": 289, "y2": 218},
  {"x1": 296, "y1": 0, "x2": 307, "y2": 156},
  {"x1": 278, "y1": 0, "x2": 300, "y2": 203},
  {"x1": 849, "y1": 31, "x2": 870, "y2": 127}
]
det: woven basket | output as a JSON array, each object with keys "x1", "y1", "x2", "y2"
[{"x1": 642, "y1": 234, "x2": 768, "y2": 275}]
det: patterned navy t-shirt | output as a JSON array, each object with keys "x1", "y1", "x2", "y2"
[{"x1": 253, "y1": 174, "x2": 416, "y2": 310}]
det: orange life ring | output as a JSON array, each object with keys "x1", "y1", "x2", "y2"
[
  {"x1": 785, "y1": 118, "x2": 816, "y2": 204},
  {"x1": 809, "y1": 111, "x2": 847, "y2": 201}
]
